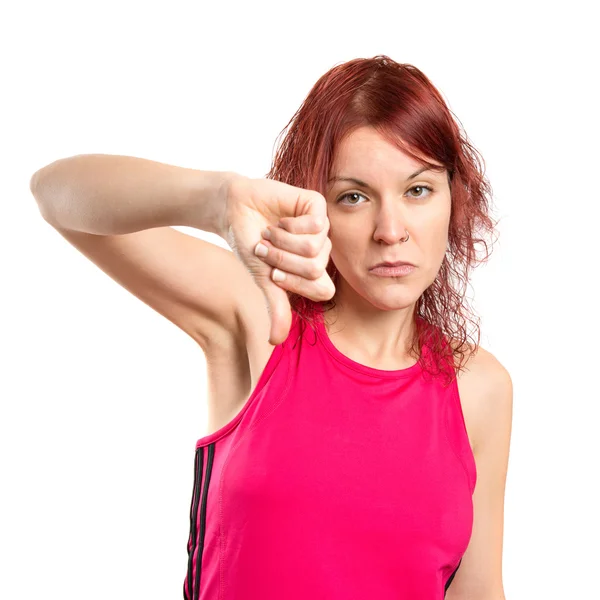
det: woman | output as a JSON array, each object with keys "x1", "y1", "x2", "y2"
[{"x1": 30, "y1": 55, "x2": 512, "y2": 599}]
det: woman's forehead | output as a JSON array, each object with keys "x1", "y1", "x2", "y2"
[{"x1": 331, "y1": 127, "x2": 444, "y2": 176}]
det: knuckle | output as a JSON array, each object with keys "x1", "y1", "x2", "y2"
[
  {"x1": 319, "y1": 239, "x2": 331, "y2": 258},
  {"x1": 308, "y1": 260, "x2": 322, "y2": 280},
  {"x1": 312, "y1": 191, "x2": 327, "y2": 207},
  {"x1": 279, "y1": 217, "x2": 293, "y2": 232},
  {"x1": 316, "y1": 276, "x2": 334, "y2": 300},
  {"x1": 271, "y1": 248, "x2": 285, "y2": 269},
  {"x1": 305, "y1": 239, "x2": 320, "y2": 257}
]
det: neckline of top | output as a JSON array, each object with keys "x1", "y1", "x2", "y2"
[{"x1": 311, "y1": 303, "x2": 425, "y2": 379}]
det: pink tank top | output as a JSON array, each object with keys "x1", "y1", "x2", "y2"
[{"x1": 183, "y1": 305, "x2": 476, "y2": 600}]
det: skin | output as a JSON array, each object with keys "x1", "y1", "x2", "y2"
[
  {"x1": 37, "y1": 128, "x2": 510, "y2": 597},
  {"x1": 321, "y1": 126, "x2": 511, "y2": 598},
  {"x1": 256, "y1": 124, "x2": 512, "y2": 597},
  {"x1": 323, "y1": 125, "x2": 451, "y2": 369}
]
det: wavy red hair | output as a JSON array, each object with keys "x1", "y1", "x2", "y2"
[{"x1": 265, "y1": 55, "x2": 499, "y2": 385}]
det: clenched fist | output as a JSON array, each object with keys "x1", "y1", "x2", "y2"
[{"x1": 223, "y1": 174, "x2": 335, "y2": 345}]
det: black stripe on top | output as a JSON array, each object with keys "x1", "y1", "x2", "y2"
[
  {"x1": 184, "y1": 447, "x2": 204, "y2": 600},
  {"x1": 444, "y1": 558, "x2": 462, "y2": 596},
  {"x1": 193, "y1": 443, "x2": 215, "y2": 599},
  {"x1": 183, "y1": 443, "x2": 216, "y2": 600}
]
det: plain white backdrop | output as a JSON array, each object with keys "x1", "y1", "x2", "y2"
[{"x1": 1, "y1": 1, "x2": 598, "y2": 598}]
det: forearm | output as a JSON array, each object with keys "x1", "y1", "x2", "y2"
[{"x1": 30, "y1": 153, "x2": 235, "y2": 237}]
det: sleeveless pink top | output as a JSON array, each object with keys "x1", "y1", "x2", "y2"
[{"x1": 183, "y1": 306, "x2": 476, "y2": 600}]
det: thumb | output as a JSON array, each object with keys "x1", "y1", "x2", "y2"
[
  {"x1": 259, "y1": 192, "x2": 328, "y2": 345},
  {"x1": 261, "y1": 272, "x2": 292, "y2": 346}
]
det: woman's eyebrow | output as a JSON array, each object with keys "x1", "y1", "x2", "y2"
[{"x1": 327, "y1": 166, "x2": 442, "y2": 190}]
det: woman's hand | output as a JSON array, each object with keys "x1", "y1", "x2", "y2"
[{"x1": 223, "y1": 174, "x2": 335, "y2": 346}]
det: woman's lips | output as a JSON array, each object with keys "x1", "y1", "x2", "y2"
[{"x1": 369, "y1": 264, "x2": 415, "y2": 277}]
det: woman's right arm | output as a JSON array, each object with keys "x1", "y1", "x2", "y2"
[
  {"x1": 30, "y1": 153, "x2": 233, "y2": 237},
  {"x1": 29, "y1": 154, "x2": 261, "y2": 351}
]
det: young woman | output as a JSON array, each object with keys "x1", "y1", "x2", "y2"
[{"x1": 30, "y1": 55, "x2": 512, "y2": 600}]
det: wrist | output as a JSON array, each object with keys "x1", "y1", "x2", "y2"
[
  {"x1": 184, "y1": 169, "x2": 239, "y2": 237},
  {"x1": 214, "y1": 171, "x2": 240, "y2": 240}
]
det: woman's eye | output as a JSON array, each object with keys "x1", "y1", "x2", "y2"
[
  {"x1": 336, "y1": 185, "x2": 433, "y2": 206},
  {"x1": 337, "y1": 192, "x2": 367, "y2": 206},
  {"x1": 407, "y1": 185, "x2": 433, "y2": 198}
]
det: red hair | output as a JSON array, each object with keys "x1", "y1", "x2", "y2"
[{"x1": 265, "y1": 55, "x2": 499, "y2": 385}]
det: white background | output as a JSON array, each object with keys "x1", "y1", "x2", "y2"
[{"x1": 1, "y1": 1, "x2": 598, "y2": 598}]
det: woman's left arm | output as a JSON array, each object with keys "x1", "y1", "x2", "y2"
[{"x1": 447, "y1": 351, "x2": 513, "y2": 600}]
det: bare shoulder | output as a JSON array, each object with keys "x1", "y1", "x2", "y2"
[
  {"x1": 455, "y1": 343, "x2": 513, "y2": 455},
  {"x1": 456, "y1": 343, "x2": 512, "y2": 389}
]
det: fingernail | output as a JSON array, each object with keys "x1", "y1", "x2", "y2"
[
  {"x1": 261, "y1": 227, "x2": 271, "y2": 240},
  {"x1": 272, "y1": 268, "x2": 286, "y2": 282},
  {"x1": 254, "y1": 242, "x2": 268, "y2": 258}
]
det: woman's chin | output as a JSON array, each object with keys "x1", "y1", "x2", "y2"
[{"x1": 363, "y1": 289, "x2": 418, "y2": 312}]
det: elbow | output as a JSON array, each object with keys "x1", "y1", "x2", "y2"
[
  {"x1": 29, "y1": 167, "x2": 54, "y2": 223},
  {"x1": 29, "y1": 158, "x2": 56, "y2": 198},
  {"x1": 29, "y1": 167, "x2": 44, "y2": 199},
  {"x1": 29, "y1": 158, "x2": 70, "y2": 225}
]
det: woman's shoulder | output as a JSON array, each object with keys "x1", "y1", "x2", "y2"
[
  {"x1": 454, "y1": 341, "x2": 513, "y2": 455},
  {"x1": 455, "y1": 341, "x2": 510, "y2": 384}
]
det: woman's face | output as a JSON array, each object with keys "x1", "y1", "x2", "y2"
[{"x1": 324, "y1": 126, "x2": 452, "y2": 311}]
